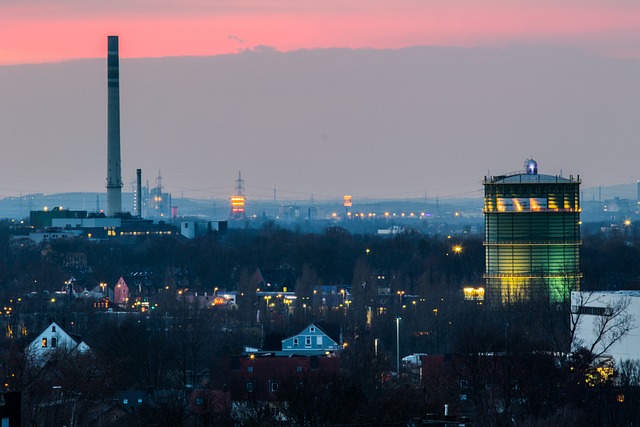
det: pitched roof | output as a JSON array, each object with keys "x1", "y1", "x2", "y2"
[{"x1": 314, "y1": 322, "x2": 342, "y2": 344}]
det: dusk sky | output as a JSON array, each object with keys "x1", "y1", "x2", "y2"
[
  {"x1": 2, "y1": 1, "x2": 640, "y2": 203},
  {"x1": 4, "y1": 0, "x2": 640, "y2": 64}
]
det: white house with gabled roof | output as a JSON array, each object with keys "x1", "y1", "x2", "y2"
[
  {"x1": 26, "y1": 321, "x2": 91, "y2": 367},
  {"x1": 281, "y1": 323, "x2": 342, "y2": 355}
]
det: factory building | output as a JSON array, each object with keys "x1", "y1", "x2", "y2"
[
  {"x1": 484, "y1": 159, "x2": 581, "y2": 305},
  {"x1": 28, "y1": 208, "x2": 176, "y2": 242},
  {"x1": 147, "y1": 171, "x2": 171, "y2": 219}
]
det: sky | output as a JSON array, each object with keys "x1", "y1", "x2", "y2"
[
  {"x1": 3, "y1": 0, "x2": 640, "y2": 65},
  {"x1": 1, "y1": 1, "x2": 640, "y2": 204}
]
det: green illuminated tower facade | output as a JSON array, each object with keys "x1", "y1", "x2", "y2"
[{"x1": 484, "y1": 160, "x2": 581, "y2": 305}]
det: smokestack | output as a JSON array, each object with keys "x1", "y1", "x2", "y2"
[
  {"x1": 106, "y1": 35, "x2": 123, "y2": 216},
  {"x1": 136, "y1": 168, "x2": 142, "y2": 218}
]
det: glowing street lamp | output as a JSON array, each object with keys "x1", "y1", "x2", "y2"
[
  {"x1": 397, "y1": 290, "x2": 405, "y2": 305},
  {"x1": 453, "y1": 245, "x2": 463, "y2": 254},
  {"x1": 396, "y1": 317, "x2": 401, "y2": 376}
]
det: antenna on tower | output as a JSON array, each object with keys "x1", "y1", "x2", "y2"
[
  {"x1": 230, "y1": 171, "x2": 247, "y2": 220},
  {"x1": 235, "y1": 171, "x2": 245, "y2": 196},
  {"x1": 156, "y1": 170, "x2": 163, "y2": 190}
]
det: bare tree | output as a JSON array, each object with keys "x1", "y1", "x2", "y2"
[
  {"x1": 294, "y1": 264, "x2": 319, "y2": 327},
  {"x1": 237, "y1": 269, "x2": 258, "y2": 325},
  {"x1": 616, "y1": 359, "x2": 640, "y2": 387},
  {"x1": 571, "y1": 291, "x2": 636, "y2": 362},
  {"x1": 231, "y1": 400, "x2": 276, "y2": 427}
]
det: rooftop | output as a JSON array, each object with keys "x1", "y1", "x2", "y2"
[{"x1": 485, "y1": 172, "x2": 579, "y2": 184}]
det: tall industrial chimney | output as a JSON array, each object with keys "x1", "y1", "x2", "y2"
[
  {"x1": 136, "y1": 169, "x2": 142, "y2": 218},
  {"x1": 106, "y1": 35, "x2": 123, "y2": 216}
]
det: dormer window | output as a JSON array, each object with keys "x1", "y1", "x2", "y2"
[{"x1": 310, "y1": 326, "x2": 315, "y2": 333}]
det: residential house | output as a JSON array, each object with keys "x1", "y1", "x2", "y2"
[
  {"x1": 212, "y1": 353, "x2": 340, "y2": 402},
  {"x1": 122, "y1": 269, "x2": 163, "y2": 295},
  {"x1": 93, "y1": 296, "x2": 114, "y2": 311},
  {"x1": 281, "y1": 323, "x2": 342, "y2": 355},
  {"x1": 113, "y1": 277, "x2": 129, "y2": 305},
  {"x1": 255, "y1": 266, "x2": 296, "y2": 292},
  {"x1": 25, "y1": 321, "x2": 90, "y2": 367}
]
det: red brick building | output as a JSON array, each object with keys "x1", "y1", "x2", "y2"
[{"x1": 212, "y1": 354, "x2": 340, "y2": 402}]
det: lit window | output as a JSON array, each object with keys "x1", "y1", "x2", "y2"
[
  {"x1": 123, "y1": 399, "x2": 128, "y2": 405},
  {"x1": 137, "y1": 398, "x2": 143, "y2": 404},
  {"x1": 42, "y1": 338, "x2": 47, "y2": 347}
]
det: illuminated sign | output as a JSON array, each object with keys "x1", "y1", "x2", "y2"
[
  {"x1": 344, "y1": 195, "x2": 352, "y2": 208},
  {"x1": 497, "y1": 198, "x2": 547, "y2": 212},
  {"x1": 463, "y1": 287, "x2": 485, "y2": 301},
  {"x1": 230, "y1": 196, "x2": 246, "y2": 213}
]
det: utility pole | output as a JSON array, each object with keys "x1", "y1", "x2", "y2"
[{"x1": 396, "y1": 317, "x2": 401, "y2": 376}]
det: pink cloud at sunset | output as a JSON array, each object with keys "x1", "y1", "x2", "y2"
[{"x1": 2, "y1": 1, "x2": 640, "y2": 64}]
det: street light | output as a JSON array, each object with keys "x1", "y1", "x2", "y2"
[
  {"x1": 396, "y1": 317, "x2": 401, "y2": 376},
  {"x1": 397, "y1": 290, "x2": 405, "y2": 306}
]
